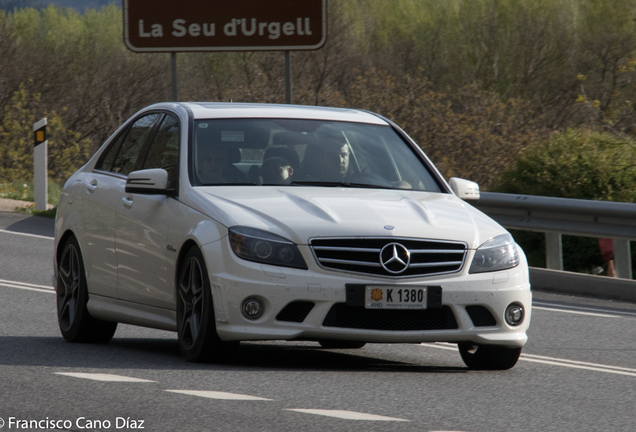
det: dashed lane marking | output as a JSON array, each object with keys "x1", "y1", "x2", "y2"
[
  {"x1": 0, "y1": 278, "x2": 54, "y2": 294},
  {"x1": 520, "y1": 354, "x2": 636, "y2": 377},
  {"x1": 532, "y1": 305, "x2": 623, "y2": 318},
  {"x1": 286, "y1": 409, "x2": 409, "y2": 422},
  {"x1": 421, "y1": 343, "x2": 636, "y2": 377},
  {"x1": 533, "y1": 301, "x2": 636, "y2": 318},
  {"x1": 0, "y1": 228, "x2": 53, "y2": 240},
  {"x1": 55, "y1": 372, "x2": 155, "y2": 382},
  {"x1": 166, "y1": 390, "x2": 273, "y2": 400}
]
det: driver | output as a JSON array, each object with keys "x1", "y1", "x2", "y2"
[{"x1": 307, "y1": 140, "x2": 351, "y2": 181}]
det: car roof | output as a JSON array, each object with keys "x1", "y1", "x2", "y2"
[{"x1": 160, "y1": 102, "x2": 389, "y2": 125}]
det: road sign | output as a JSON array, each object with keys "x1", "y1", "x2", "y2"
[{"x1": 123, "y1": 0, "x2": 327, "y2": 52}]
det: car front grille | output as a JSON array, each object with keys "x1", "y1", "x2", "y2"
[
  {"x1": 322, "y1": 304, "x2": 458, "y2": 331},
  {"x1": 310, "y1": 237, "x2": 467, "y2": 277}
]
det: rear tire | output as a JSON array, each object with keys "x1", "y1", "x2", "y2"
[
  {"x1": 318, "y1": 340, "x2": 367, "y2": 349},
  {"x1": 56, "y1": 235, "x2": 117, "y2": 343},
  {"x1": 177, "y1": 246, "x2": 237, "y2": 362},
  {"x1": 458, "y1": 343, "x2": 522, "y2": 370}
]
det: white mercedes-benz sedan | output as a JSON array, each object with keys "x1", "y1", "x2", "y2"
[{"x1": 54, "y1": 102, "x2": 531, "y2": 369}]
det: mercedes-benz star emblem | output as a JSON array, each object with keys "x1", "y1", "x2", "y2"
[{"x1": 379, "y1": 243, "x2": 411, "y2": 274}]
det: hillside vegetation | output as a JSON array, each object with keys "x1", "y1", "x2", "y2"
[{"x1": 1, "y1": 0, "x2": 636, "y2": 195}]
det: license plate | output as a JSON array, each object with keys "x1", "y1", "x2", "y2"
[{"x1": 365, "y1": 286, "x2": 427, "y2": 309}]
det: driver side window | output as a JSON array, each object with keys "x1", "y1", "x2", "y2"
[
  {"x1": 111, "y1": 114, "x2": 160, "y2": 175},
  {"x1": 141, "y1": 114, "x2": 180, "y2": 189}
]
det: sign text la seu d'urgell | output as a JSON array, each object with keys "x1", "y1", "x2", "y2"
[
  {"x1": 123, "y1": 0, "x2": 326, "y2": 52},
  {"x1": 139, "y1": 17, "x2": 314, "y2": 40}
]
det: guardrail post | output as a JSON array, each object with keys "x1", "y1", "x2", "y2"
[
  {"x1": 545, "y1": 233, "x2": 563, "y2": 271},
  {"x1": 33, "y1": 118, "x2": 48, "y2": 211},
  {"x1": 613, "y1": 239, "x2": 632, "y2": 279}
]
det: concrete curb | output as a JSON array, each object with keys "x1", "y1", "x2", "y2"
[
  {"x1": 0, "y1": 197, "x2": 55, "y2": 212},
  {"x1": 530, "y1": 267, "x2": 636, "y2": 302}
]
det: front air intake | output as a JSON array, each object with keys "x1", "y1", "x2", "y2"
[
  {"x1": 276, "y1": 301, "x2": 315, "y2": 323},
  {"x1": 322, "y1": 304, "x2": 458, "y2": 331}
]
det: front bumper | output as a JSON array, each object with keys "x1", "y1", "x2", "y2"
[{"x1": 202, "y1": 241, "x2": 531, "y2": 348}]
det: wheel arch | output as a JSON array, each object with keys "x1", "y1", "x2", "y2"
[
  {"x1": 56, "y1": 229, "x2": 78, "y2": 265},
  {"x1": 175, "y1": 239, "x2": 201, "y2": 286}
]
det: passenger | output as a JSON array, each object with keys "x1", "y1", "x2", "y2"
[
  {"x1": 198, "y1": 145, "x2": 247, "y2": 184},
  {"x1": 261, "y1": 156, "x2": 294, "y2": 185}
]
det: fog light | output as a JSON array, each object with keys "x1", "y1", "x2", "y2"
[
  {"x1": 242, "y1": 298, "x2": 263, "y2": 320},
  {"x1": 505, "y1": 303, "x2": 524, "y2": 326}
]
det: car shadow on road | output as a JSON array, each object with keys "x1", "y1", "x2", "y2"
[
  {"x1": 0, "y1": 336, "x2": 467, "y2": 374},
  {"x1": 1, "y1": 213, "x2": 55, "y2": 237}
]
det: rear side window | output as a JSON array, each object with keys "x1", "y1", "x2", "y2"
[
  {"x1": 142, "y1": 114, "x2": 180, "y2": 188},
  {"x1": 111, "y1": 114, "x2": 160, "y2": 176}
]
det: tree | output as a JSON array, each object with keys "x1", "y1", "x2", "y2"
[{"x1": 0, "y1": 85, "x2": 90, "y2": 181}]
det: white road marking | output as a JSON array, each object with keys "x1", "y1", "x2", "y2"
[
  {"x1": 55, "y1": 372, "x2": 155, "y2": 382},
  {"x1": 421, "y1": 343, "x2": 456, "y2": 352},
  {"x1": 0, "y1": 228, "x2": 53, "y2": 240},
  {"x1": 0, "y1": 278, "x2": 54, "y2": 294},
  {"x1": 532, "y1": 306, "x2": 622, "y2": 318},
  {"x1": 421, "y1": 343, "x2": 636, "y2": 377},
  {"x1": 286, "y1": 409, "x2": 409, "y2": 422},
  {"x1": 521, "y1": 353, "x2": 636, "y2": 373},
  {"x1": 166, "y1": 390, "x2": 272, "y2": 401},
  {"x1": 520, "y1": 355, "x2": 636, "y2": 377},
  {"x1": 533, "y1": 301, "x2": 636, "y2": 318}
]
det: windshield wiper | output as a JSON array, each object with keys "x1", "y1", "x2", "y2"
[
  {"x1": 200, "y1": 182, "x2": 258, "y2": 186},
  {"x1": 289, "y1": 180, "x2": 390, "y2": 189}
]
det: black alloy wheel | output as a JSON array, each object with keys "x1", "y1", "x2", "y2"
[
  {"x1": 57, "y1": 235, "x2": 117, "y2": 343},
  {"x1": 177, "y1": 246, "x2": 237, "y2": 362},
  {"x1": 458, "y1": 343, "x2": 522, "y2": 370}
]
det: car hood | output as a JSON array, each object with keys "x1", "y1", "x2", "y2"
[{"x1": 186, "y1": 187, "x2": 506, "y2": 249}]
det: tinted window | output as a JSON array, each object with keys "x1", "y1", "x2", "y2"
[
  {"x1": 142, "y1": 114, "x2": 180, "y2": 188},
  {"x1": 112, "y1": 114, "x2": 160, "y2": 176}
]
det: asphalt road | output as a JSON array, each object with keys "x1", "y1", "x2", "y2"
[{"x1": 1, "y1": 211, "x2": 635, "y2": 432}]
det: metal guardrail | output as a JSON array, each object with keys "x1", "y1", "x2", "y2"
[{"x1": 472, "y1": 192, "x2": 635, "y2": 279}]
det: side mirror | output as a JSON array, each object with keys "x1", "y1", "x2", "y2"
[
  {"x1": 125, "y1": 169, "x2": 169, "y2": 194},
  {"x1": 449, "y1": 177, "x2": 480, "y2": 200}
]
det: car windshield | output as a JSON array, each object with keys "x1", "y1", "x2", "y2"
[{"x1": 190, "y1": 119, "x2": 442, "y2": 192}]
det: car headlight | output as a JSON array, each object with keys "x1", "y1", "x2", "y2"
[
  {"x1": 228, "y1": 226, "x2": 308, "y2": 270},
  {"x1": 469, "y1": 233, "x2": 519, "y2": 274}
]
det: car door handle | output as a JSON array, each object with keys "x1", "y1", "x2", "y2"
[
  {"x1": 86, "y1": 180, "x2": 98, "y2": 194},
  {"x1": 121, "y1": 196, "x2": 133, "y2": 209}
]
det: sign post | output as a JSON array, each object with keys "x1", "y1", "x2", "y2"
[
  {"x1": 123, "y1": 0, "x2": 327, "y2": 104},
  {"x1": 285, "y1": 51, "x2": 292, "y2": 104},
  {"x1": 33, "y1": 118, "x2": 48, "y2": 211},
  {"x1": 171, "y1": 52, "x2": 178, "y2": 101}
]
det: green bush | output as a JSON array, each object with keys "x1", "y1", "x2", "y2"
[
  {"x1": 497, "y1": 129, "x2": 636, "y2": 274},
  {"x1": 497, "y1": 129, "x2": 636, "y2": 201}
]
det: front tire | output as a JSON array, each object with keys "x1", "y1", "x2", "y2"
[
  {"x1": 458, "y1": 343, "x2": 522, "y2": 370},
  {"x1": 56, "y1": 235, "x2": 117, "y2": 343},
  {"x1": 177, "y1": 246, "x2": 236, "y2": 362}
]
